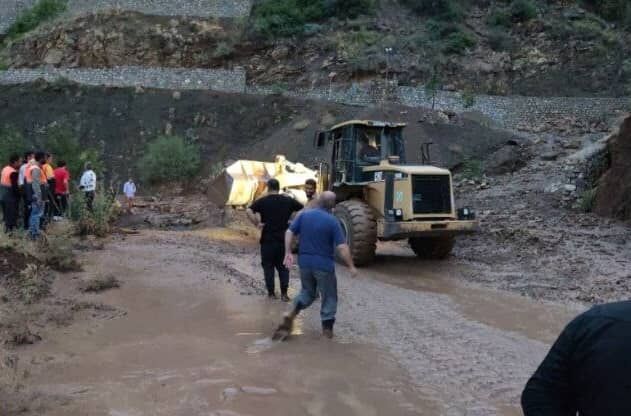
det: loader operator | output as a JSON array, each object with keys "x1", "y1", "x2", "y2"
[
  {"x1": 358, "y1": 132, "x2": 380, "y2": 164},
  {"x1": 247, "y1": 178, "x2": 303, "y2": 302}
]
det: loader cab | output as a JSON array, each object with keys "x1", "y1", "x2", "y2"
[{"x1": 315, "y1": 120, "x2": 407, "y2": 187}]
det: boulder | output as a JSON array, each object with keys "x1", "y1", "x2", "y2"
[
  {"x1": 594, "y1": 116, "x2": 631, "y2": 220},
  {"x1": 485, "y1": 144, "x2": 529, "y2": 175}
]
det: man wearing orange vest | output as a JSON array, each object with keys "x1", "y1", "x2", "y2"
[
  {"x1": 25, "y1": 152, "x2": 46, "y2": 239},
  {"x1": 1, "y1": 154, "x2": 21, "y2": 233}
]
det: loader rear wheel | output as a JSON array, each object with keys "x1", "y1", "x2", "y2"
[
  {"x1": 334, "y1": 200, "x2": 377, "y2": 266},
  {"x1": 409, "y1": 236, "x2": 455, "y2": 260}
]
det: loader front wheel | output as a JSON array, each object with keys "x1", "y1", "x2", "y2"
[
  {"x1": 409, "y1": 236, "x2": 455, "y2": 260},
  {"x1": 334, "y1": 200, "x2": 377, "y2": 266}
]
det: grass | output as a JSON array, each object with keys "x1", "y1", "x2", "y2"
[
  {"x1": 15, "y1": 264, "x2": 52, "y2": 304},
  {"x1": 79, "y1": 274, "x2": 120, "y2": 293},
  {"x1": 580, "y1": 188, "x2": 598, "y2": 212},
  {"x1": 251, "y1": 0, "x2": 375, "y2": 38},
  {"x1": 442, "y1": 31, "x2": 476, "y2": 55},
  {"x1": 462, "y1": 158, "x2": 484, "y2": 180},
  {"x1": 5, "y1": 0, "x2": 67, "y2": 40}
]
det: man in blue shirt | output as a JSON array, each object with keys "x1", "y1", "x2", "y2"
[{"x1": 275, "y1": 191, "x2": 357, "y2": 339}]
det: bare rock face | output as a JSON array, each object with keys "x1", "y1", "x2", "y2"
[{"x1": 594, "y1": 115, "x2": 631, "y2": 220}]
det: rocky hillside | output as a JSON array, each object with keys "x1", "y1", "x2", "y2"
[{"x1": 1, "y1": 0, "x2": 630, "y2": 96}]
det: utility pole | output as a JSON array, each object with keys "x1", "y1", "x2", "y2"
[{"x1": 383, "y1": 47, "x2": 393, "y2": 104}]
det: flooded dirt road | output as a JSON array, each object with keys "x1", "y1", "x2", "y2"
[{"x1": 20, "y1": 229, "x2": 584, "y2": 415}]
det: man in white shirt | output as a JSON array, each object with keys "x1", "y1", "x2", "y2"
[
  {"x1": 123, "y1": 178, "x2": 136, "y2": 213},
  {"x1": 79, "y1": 163, "x2": 96, "y2": 211}
]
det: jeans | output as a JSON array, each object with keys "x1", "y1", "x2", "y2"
[
  {"x1": 294, "y1": 268, "x2": 337, "y2": 324},
  {"x1": 261, "y1": 240, "x2": 289, "y2": 295},
  {"x1": 22, "y1": 193, "x2": 30, "y2": 230},
  {"x1": 29, "y1": 202, "x2": 43, "y2": 239}
]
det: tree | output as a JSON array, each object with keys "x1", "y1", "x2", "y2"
[
  {"x1": 0, "y1": 126, "x2": 26, "y2": 165},
  {"x1": 46, "y1": 126, "x2": 103, "y2": 179},
  {"x1": 137, "y1": 135, "x2": 201, "y2": 184}
]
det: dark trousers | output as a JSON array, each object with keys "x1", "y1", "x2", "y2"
[
  {"x1": 55, "y1": 194, "x2": 68, "y2": 216},
  {"x1": 261, "y1": 240, "x2": 289, "y2": 295},
  {"x1": 2, "y1": 197, "x2": 18, "y2": 232},
  {"x1": 85, "y1": 191, "x2": 95, "y2": 211}
]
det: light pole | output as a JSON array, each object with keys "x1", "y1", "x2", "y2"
[
  {"x1": 382, "y1": 47, "x2": 394, "y2": 105},
  {"x1": 328, "y1": 72, "x2": 337, "y2": 99}
]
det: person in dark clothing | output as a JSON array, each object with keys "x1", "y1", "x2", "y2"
[
  {"x1": 246, "y1": 178, "x2": 303, "y2": 301},
  {"x1": 522, "y1": 300, "x2": 631, "y2": 416},
  {"x1": 19, "y1": 151, "x2": 34, "y2": 230},
  {"x1": 1, "y1": 154, "x2": 21, "y2": 233}
]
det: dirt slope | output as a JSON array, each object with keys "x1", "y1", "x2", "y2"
[{"x1": 0, "y1": 81, "x2": 516, "y2": 182}]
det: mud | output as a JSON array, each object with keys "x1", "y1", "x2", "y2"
[
  {"x1": 7, "y1": 226, "x2": 588, "y2": 415},
  {"x1": 454, "y1": 142, "x2": 631, "y2": 304},
  {"x1": 16, "y1": 232, "x2": 438, "y2": 416}
]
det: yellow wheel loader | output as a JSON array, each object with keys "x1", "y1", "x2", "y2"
[{"x1": 314, "y1": 120, "x2": 478, "y2": 265}]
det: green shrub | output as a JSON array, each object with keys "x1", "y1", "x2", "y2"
[
  {"x1": 488, "y1": 29, "x2": 513, "y2": 51},
  {"x1": 69, "y1": 192, "x2": 117, "y2": 237},
  {"x1": 579, "y1": 187, "x2": 598, "y2": 212},
  {"x1": 213, "y1": 41, "x2": 234, "y2": 58},
  {"x1": 137, "y1": 135, "x2": 201, "y2": 184},
  {"x1": 45, "y1": 126, "x2": 103, "y2": 179},
  {"x1": 402, "y1": 0, "x2": 464, "y2": 20},
  {"x1": 581, "y1": 0, "x2": 629, "y2": 22},
  {"x1": 461, "y1": 88, "x2": 475, "y2": 108},
  {"x1": 0, "y1": 126, "x2": 25, "y2": 166},
  {"x1": 462, "y1": 158, "x2": 484, "y2": 180},
  {"x1": 487, "y1": 8, "x2": 512, "y2": 27},
  {"x1": 251, "y1": 0, "x2": 376, "y2": 38},
  {"x1": 510, "y1": 0, "x2": 537, "y2": 22},
  {"x1": 6, "y1": 0, "x2": 67, "y2": 40},
  {"x1": 426, "y1": 18, "x2": 461, "y2": 40},
  {"x1": 442, "y1": 31, "x2": 476, "y2": 54}
]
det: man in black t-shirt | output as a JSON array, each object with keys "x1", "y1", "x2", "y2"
[{"x1": 246, "y1": 178, "x2": 303, "y2": 301}]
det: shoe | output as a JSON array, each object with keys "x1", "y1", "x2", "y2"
[
  {"x1": 267, "y1": 293, "x2": 277, "y2": 299},
  {"x1": 272, "y1": 313, "x2": 295, "y2": 341},
  {"x1": 280, "y1": 294, "x2": 291, "y2": 302},
  {"x1": 322, "y1": 328, "x2": 334, "y2": 339}
]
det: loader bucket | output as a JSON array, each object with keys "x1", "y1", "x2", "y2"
[{"x1": 207, "y1": 156, "x2": 318, "y2": 207}]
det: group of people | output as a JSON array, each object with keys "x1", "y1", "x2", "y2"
[
  {"x1": 246, "y1": 178, "x2": 356, "y2": 339},
  {"x1": 0, "y1": 151, "x2": 99, "y2": 239},
  {"x1": 1, "y1": 151, "x2": 70, "y2": 238}
]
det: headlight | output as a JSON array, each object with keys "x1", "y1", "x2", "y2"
[{"x1": 395, "y1": 209, "x2": 403, "y2": 216}]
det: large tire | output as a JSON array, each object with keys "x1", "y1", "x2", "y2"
[
  {"x1": 409, "y1": 236, "x2": 455, "y2": 260},
  {"x1": 334, "y1": 200, "x2": 377, "y2": 266}
]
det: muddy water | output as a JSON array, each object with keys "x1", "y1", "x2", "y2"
[
  {"x1": 371, "y1": 242, "x2": 580, "y2": 344},
  {"x1": 22, "y1": 234, "x2": 439, "y2": 416},
  {"x1": 208, "y1": 230, "x2": 584, "y2": 415}
]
